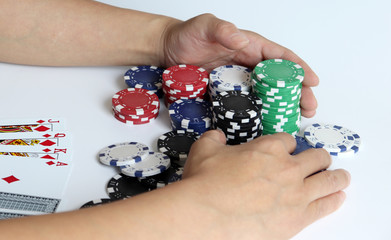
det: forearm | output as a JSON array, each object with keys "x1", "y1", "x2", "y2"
[
  {"x1": 0, "y1": 179, "x2": 223, "y2": 240},
  {"x1": 0, "y1": 0, "x2": 179, "y2": 66}
]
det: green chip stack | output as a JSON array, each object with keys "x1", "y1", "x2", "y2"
[{"x1": 252, "y1": 59, "x2": 304, "y2": 135}]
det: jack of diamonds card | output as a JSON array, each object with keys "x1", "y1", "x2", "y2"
[{"x1": 0, "y1": 118, "x2": 65, "y2": 133}]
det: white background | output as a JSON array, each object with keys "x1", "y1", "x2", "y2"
[{"x1": 1, "y1": 0, "x2": 390, "y2": 239}]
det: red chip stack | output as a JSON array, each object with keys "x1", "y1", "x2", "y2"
[
  {"x1": 162, "y1": 64, "x2": 209, "y2": 107},
  {"x1": 112, "y1": 88, "x2": 160, "y2": 125}
]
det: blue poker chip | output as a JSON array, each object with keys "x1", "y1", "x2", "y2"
[
  {"x1": 169, "y1": 98, "x2": 213, "y2": 130},
  {"x1": 170, "y1": 120, "x2": 211, "y2": 135},
  {"x1": 209, "y1": 65, "x2": 252, "y2": 92},
  {"x1": 98, "y1": 142, "x2": 150, "y2": 166},
  {"x1": 292, "y1": 135, "x2": 314, "y2": 155},
  {"x1": 124, "y1": 65, "x2": 164, "y2": 90}
]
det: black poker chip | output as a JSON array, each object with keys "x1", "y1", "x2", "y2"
[
  {"x1": 107, "y1": 173, "x2": 151, "y2": 200},
  {"x1": 138, "y1": 162, "x2": 184, "y2": 189},
  {"x1": 212, "y1": 91, "x2": 262, "y2": 120},
  {"x1": 212, "y1": 91, "x2": 262, "y2": 145},
  {"x1": 157, "y1": 130, "x2": 198, "y2": 160},
  {"x1": 80, "y1": 198, "x2": 113, "y2": 209}
]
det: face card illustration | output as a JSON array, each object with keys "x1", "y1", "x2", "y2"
[
  {"x1": 0, "y1": 136, "x2": 71, "y2": 163},
  {"x1": 0, "y1": 118, "x2": 65, "y2": 134},
  {"x1": 0, "y1": 132, "x2": 71, "y2": 148}
]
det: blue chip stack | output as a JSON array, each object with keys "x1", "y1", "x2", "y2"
[
  {"x1": 168, "y1": 98, "x2": 213, "y2": 135},
  {"x1": 124, "y1": 65, "x2": 164, "y2": 98}
]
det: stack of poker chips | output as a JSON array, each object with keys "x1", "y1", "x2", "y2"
[
  {"x1": 162, "y1": 64, "x2": 209, "y2": 107},
  {"x1": 208, "y1": 65, "x2": 252, "y2": 100},
  {"x1": 212, "y1": 91, "x2": 262, "y2": 145},
  {"x1": 169, "y1": 98, "x2": 213, "y2": 135},
  {"x1": 252, "y1": 59, "x2": 303, "y2": 136},
  {"x1": 112, "y1": 88, "x2": 160, "y2": 125},
  {"x1": 124, "y1": 65, "x2": 164, "y2": 98},
  {"x1": 96, "y1": 141, "x2": 184, "y2": 203},
  {"x1": 157, "y1": 130, "x2": 199, "y2": 166}
]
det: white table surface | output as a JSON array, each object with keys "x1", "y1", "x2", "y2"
[{"x1": 1, "y1": 0, "x2": 390, "y2": 239}]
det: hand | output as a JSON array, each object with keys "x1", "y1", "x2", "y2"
[
  {"x1": 182, "y1": 130, "x2": 350, "y2": 240},
  {"x1": 161, "y1": 14, "x2": 319, "y2": 117}
]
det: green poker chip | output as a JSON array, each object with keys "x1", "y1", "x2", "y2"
[{"x1": 253, "y1": 59, "x2": 304, "y2": 88}]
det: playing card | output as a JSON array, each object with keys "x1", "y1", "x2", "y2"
[
  {"x1": 0, "y1": 134, "x2": 71, "y2": 163},
  {"x1": 0, "y1": 154, "x2": 72, "y2": 210},
  {"x1": 0, "y1": 118, "x2": 65, "y2": 133},
  {"x1": 0, "y1": 132, "x2": 71, "y2": 148}
]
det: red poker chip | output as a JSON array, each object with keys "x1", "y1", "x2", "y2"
[
  {"x1": 163, "y1": 64, "x2": 209, "y2": 91},
  {"x1": 113, "y1": 110, "x2": 158, "y2": 125},
  {"x1": 163, "y1": 89, "x2": 207, "y2": 99},
  {"x1": 162, "y1": 86, "x2": 207, "y2": 97},
  {"x1": 112, "y1": 88, "x2": 159, "y2": 116},
  {"x1": 162, "y1": 83, "x2": 206, "y2": 94},
  {"x1": 164, "y1": 93, "x2": 205, "y2": 101},
  {"x1": 112, "y1": 107, "x2": 159, "y2": 119}
]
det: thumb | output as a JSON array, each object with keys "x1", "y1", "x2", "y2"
[{"x1": 199, "y1": 129, "x2": 227, "y2": 145}]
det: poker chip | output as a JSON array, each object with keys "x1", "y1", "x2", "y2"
[
  {"x1": 157, "y1": 130, "x2": 199, "y2": 161},
  {"x1": 138, "y1": 163, "x2": 184, "y2": 189},
  {"x1": 253, "y1": 59, "x2": 304, "y2": 88},
  {"x1": 213, "y1": 91, "x2": 262, "y2": 120},
  {"x1": 329, "y1": 131, "x2": 361, "y2": 157},
  {"x1": 120, "y1": 151, "x2": 171, "y2": 177},
  {"x1": 124, "y1": 65, "x2": 164, "y2": 99},
  {"x1": 107, "y1": 173, "x2": 151, "y2": 200},
  {"x1": 169, "y1": 98, "x2": 212, "y2": 135},
  {"x1": 111, "y1": 88, "x2": 160, "y2": 125},
  {"x1": 303, "y1": 123, "x2": 356, "y2": 152},
  {"x1": 252, "y1": 59, "x2": 303, "y2": 135},
  {"x1": 99, "y1": 142, "x2": 150, "y2": 166},
  {"x1": 112, "y1": 88, "x2": 160, "y2": 116},
  {"x1": 209, "y1": 65, "x2": 252, "y2": 100},
  {"x1": 211, "y1": 90, "x2": 262, "y2": 145},
  {"x1": 113, "y1": 110, "x2": 158, "y2": 125},
  {"x1": 304, "y1": 123, "x2": 361, "y2": 157},
  {"x1": 292, "y1": 135, "x2": 314, "y2": 155},
  {"x1": 162, "y1": 64, "x2": 209, "y2": 106},
  {"x1": 80, "y1": 198, "x2": 113, "y2": 209}
]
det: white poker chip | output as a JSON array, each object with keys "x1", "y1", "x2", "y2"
[
  {"x1": 304, "y1": 123, "x2": 356, "y2": 153},
  {"x1": 99, "y1": 142, "x2": 150, "y2": 166},
  {"x1": 329, "y1": 130, "x2": 361, "y2": 158},
  {"x1": 209, "y1": 65, "x2": 252, "y2": 92},
  {"x1": 120, "y1": 151, "x2": 171, "y2": 177}
]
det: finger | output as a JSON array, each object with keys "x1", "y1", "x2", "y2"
[
  {"x1": 206, "y1": 15, "x2": 250, "y2": 50},
  {"x1": 305, "y1": 191, "x2": 347, "y2": 225},
  {"x1": 187, "y1": 130, "x2": 226, "y2": 159},
  {"x1": 293, "y1": 148, "x2": 332, "y2": 177},
  {"x1": 198, "y1": 129, "x2": 227, "y2": 145},
  {"x1": 300, "y1": 86, "x2": 317, "y2": 118},
  {"x1": 183, "y1": 130, "x2": 226, "y2": 178},
  {"x1": 251, "y1": 132, "x2": 297, "y2": 154},
  {"x1": 304, "y1": 169, "x2": 351, "y2": 201}
]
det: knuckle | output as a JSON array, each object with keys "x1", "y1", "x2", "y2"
[
  {"x1": 260, "y1": 137, "x2": 286, "y2": 154},
  {"x1": 322, "y1": 171, "x2": 340, "y2": 190},
  {"x1": 198, "y1": 13, "x2": 216, "y2": 20}
]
